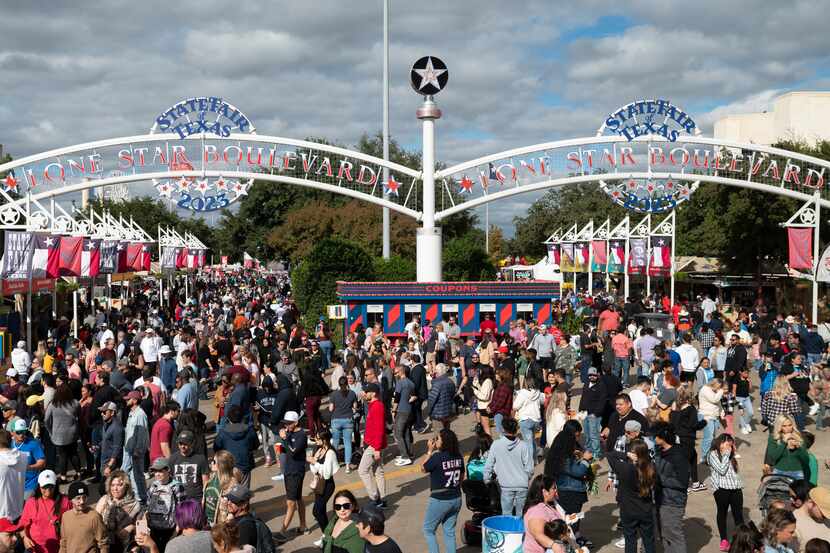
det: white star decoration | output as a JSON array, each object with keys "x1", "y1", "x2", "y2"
[
  {"x1": 44, "y1": 237, "x2": 54, "y2": 247},
  {"x1": 215, "y1": 177, "x2": 228, "y2": 191},
  {"x1": 415, "y1": 57, "x2": 446, "y2": 91},
  {"x1": 232, "y1": 181, "x2": 248, "y2": 197},
  {"x1": 156, "y1": 181, "x2": 173, "y2": 198},
  {"x1": 177, "y1": 177, "x2": 190, "y2": 192},
  {"x1": 195, "y1": 179, "x2": 210, "y2": 196}
]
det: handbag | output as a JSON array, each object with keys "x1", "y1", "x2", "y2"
[{"x1": 309, "y1": 473, "x2": 325, "y2": 495}]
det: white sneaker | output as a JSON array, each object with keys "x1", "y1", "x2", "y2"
[
  {"x1": 615, "y1": 537, "x2": 626, "y2": 548},
  {"x1": 271, "y1": 474, "x2": 285, "y2": 481},
  {"x1": 739, "y1": 425, "x2": 748, "y2": 435},
  {"x1": 313, "y1": 537, "x2": 324, "y2": 548},
  {"x1": 396, "y1": 458, "x2": 413, "y2": 466},
  {"x1": 393, "y1": 455, "x2": 402, "y2": 461},
  {"x1": 810, "y1": 403, "x2": 820, "y2": 416}
]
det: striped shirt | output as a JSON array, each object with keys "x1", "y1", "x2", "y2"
[{"x1": 707, "y1": 451, "x2": 743, "y2": 490}]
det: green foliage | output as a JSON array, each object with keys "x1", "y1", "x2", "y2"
[
  {"x1": 291, "y1": 238, "x2": 375, "y2": 319},
  {"x1": 373, "y1": 255, "x2": 416, "y2": 281},
  {"x1": 443, "y1": 235, "x2": 496, "y2": 281}
]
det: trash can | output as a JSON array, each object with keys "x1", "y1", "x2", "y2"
[{"x1": 481, "y1": 515, "x2": 524, "y2": 553}]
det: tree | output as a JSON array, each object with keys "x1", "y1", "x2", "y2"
[
  {"x1": 291, "y1": 238, "x2": 376, "y2": 320},
  {"x1": 373, "y1": 255, "x2": 416, "y2": 281},
  {"x1": 443, "y1": 235, "x2": 496, "y2": 281},
  {"x1": 487, "y1": 224, "x2": 507, "y2": 265}
]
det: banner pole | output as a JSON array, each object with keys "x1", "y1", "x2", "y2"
[
  {"x1": 25, "y1": 191, "x2": 32, "y2": 352},
  {"x1": 587, "y1": 229, "x2": 594, "y2": 295},
  {"x1": 813, "y1": 191, "x2": 821, "y2": 324},
  {"x1": 670, "y1": 210, "x2": 676, "y2": 310},
  {"x1": 624, "y1": 234, "x2": 630, "y2": 299},
  {"x1": 72, "y1": 289, "x2": 78, "y2": 339}
]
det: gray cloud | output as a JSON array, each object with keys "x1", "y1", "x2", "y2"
[{"x1": 0, "y1": 0, "x2": 828, "y2": 239}]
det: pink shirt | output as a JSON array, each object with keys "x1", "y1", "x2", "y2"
[
  {"x1": 523, "y1": 502, "x2": 564, "y2": 553},
  {"x1": 611, "y1": 333, "x2": 633, "y2": 358}
]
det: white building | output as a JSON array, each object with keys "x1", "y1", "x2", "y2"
[{"x1": 713, "y1": 91, "x2": 830, "y2": 146}]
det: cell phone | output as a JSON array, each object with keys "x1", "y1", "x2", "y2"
[{"x1": 136, "y1": 517, "x2": 149, "y2": 536}]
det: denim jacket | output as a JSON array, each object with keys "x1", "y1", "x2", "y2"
[{"x1": 554, "y1": 457, "x2": 590, "y2": 493}]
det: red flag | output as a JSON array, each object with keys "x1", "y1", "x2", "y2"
[
  {"x1": 176, "y1": 247, "x2": 188, "y2": 269},
  {"x1": 32, "y1": 234, "x2": 61, "y2": 278},
  {"x1": 591, "y1": 240, "x2": 607, "y2": 264},
  {"x1": 648, "y1": 236, "x2": 672, "y2": 276},
  {"x1": 243, "y1": 252, "x2": 254, "y2": 268},
  {"x1": 81, "y1": 239, "x2": 100, "y2": 277},
  {"x1": 118, "y1": 243, "x2": 142, "y2": 272},
  {"x1": 58, "y1": 236, "x2": 83, "y2": 276},
  {"x1": 140, "y1": 244, "x2": 151, "y2": 271},
  {"x1": 788, "y1": 227, "x2": 813, "y2": 270}
]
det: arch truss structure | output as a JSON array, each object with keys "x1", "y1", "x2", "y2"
[{"x1": 0, "y1": 134, "x2": 423, "y2": 220}]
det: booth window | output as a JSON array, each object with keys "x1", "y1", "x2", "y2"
[
  {"x1": 366, "y1": 305, "x2": 384, "y2": 328},
  {"x1": 516, "y1": 303, "x2": 533, "y2": 323}
]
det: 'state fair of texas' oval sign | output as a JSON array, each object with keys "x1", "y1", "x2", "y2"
[{"x1": 597, "y1": 98, "x2": 702, "y2": 213}]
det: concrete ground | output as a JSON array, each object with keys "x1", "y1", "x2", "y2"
[{"x1": 213, "y1": 387, "x2": 830, "y2": 553}]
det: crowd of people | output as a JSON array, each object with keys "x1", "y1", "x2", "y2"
[{"x1": 0, "y1": 271, "x2": 828, "y2": 553}]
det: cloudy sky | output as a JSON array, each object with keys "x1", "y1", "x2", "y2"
[{"x1": 2, "y1": 0, "x2": 829, "y2": 234}]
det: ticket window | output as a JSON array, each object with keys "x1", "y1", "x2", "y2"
[
  {"x1": 366, "y1": 305, "x2": 384, "y2": 329},
  {"x1": 441, "y1": 304, "x2": 459, "y2": 323},
  {"x1": 516, "y1": 303, "x2": 534, "y2": 323},
  {"x1": 479, "y1": 304, "x2": 496, "y2": 327},
  {"x1": 404, "y1": 304, "x2": 422, "y2": 324}
]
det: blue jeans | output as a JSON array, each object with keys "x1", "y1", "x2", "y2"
[
  {"x1": 319, "y1": 340, "x2": 333, "y2": 370},
  {"x1": 330, "y1": 418, "x2": 353, "y2": 465},
  {"x1": 808, "y1": 353, "x2": 822, "y2": 367},
  {"x1": 519, "y1": 419, "x2": 540, "y2": 461},
  {"x1": 700, "y1": 418, "x2": 720, "y2": 461},
  {"x1": 500, "y1": 487, "x2": 528, "y2": 516},
  {"x1": 736, "y1": 397, "x2": 753, "y2": 428},
  {"x1": 423, "y1": 496, "x2": 462, "y2": 553},
  {"x1": 585, "y1": 414, "x2": 602, "y2": 459},
  {"x1": 614, "y1": 357, "x2": 631, "y2": 387},
  {"x1": 121, "y1": 452, "x2": 147, "y2": 503},
  {"x1": 494, "y1": 413, "x2": 505, "y2": 436}
]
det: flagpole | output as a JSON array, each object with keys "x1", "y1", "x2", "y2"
[
  {"x1": 813, "y1": 191, "x2": 821, "y2": 324},
  {"x1": 624, "y1": 225, "x2": 630, "y2": 300},
  {"x1": 670, "y1": 210, "x2": 676, "y2": 310},
  {"x1": 50, "y1": 198, "x2": 57, "y2": 321},
  {"x1": 588, "y1": 229, "x2": 594, "y2": 294},
  {"x1": 25, "y1": 191, "x2": 32, "y2": 353},
  {"x1": 72, "y1": 290, "x2": 78, "y2": 339}
]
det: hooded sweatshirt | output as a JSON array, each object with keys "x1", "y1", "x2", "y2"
[
  {"x1": 214, "y1": 422, "x2": 260, "y2": 473},
  {"x1": 513, "y1": 388, "x2": 542, "y2": 422},
  {"x1": 0, "y1": 448, "x2": 27, "y2": 521},
  {"x1": 483, "y1": 434, "x2": 534, "y2": 489}
]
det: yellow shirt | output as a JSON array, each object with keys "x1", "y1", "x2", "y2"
[{"x1": 43, "y1": 354, "x2": 54, "y2": 374}]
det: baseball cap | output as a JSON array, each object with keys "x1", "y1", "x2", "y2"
[
  {"x1": 363, "y1": 383, "x2": 380, "y2": 395},
  {"x1": 587, "y1": 367, "x2": 599, "y2": 376},
  {"x1": 159, "y1": 345, "x2": 172, "y2": 354},
  {"x1": 125, "y1": 390, "x2": 142, "y2": 401},
  {"x1": 68, "y1": 481, "x2": 88, "y2": 499},
  {"x1": 226, "y1": 484, "x2": 252, "y2": 503},
  {"x1": 177, "y1": 430, "x2": 195, "y2": 444},
  {"x1": 38, "y1": 470, "x2": 57, "y2": 487},
  {"x1": 809, "y1": 486, "x2": 830, "y2": 517},
  {"x1": 2, "y1": 400, "x2": 17, "y2": 412},
  {"x1": 98, "y1": 401, "x2": 118, "y2": 412},
  {"x1": 0, "y1": 518, "x2": 20, "y2": 533},
  {"x1": 16, "y1": 341, "x2": 25, "y2": 349},
  {"x1": 11, "y1": 420, "x2": 28, "y2": 433},
  {"x1": 5, "y1": 369, "x2": 17, "y2": 378},
  {"x1": 624, "y1": 420, "x2": 642, "y2": 433},
  {"x1": 282, "y1": 411, "x2": 300, "y2": 423},
  {"x1": 23, "y1": 396, "x2": 40, "y2": 409},
  {"x1": 150, "y1": 457, "x2": 171, "y2": 471},
  {"x1": 498, "y1": 345, "x2": 509, "y2": 354}
]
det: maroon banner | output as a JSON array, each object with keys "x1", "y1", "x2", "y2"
[
  {"x1": 176, "y1": 247, "x2": 188, "y2": 269},
  {"x1": 788, "y1": 227, "x2": 813, "y2": 270},
  {"x1": 2, "y1": 278, "x2": 54, "y2": 296},
  {"x1": 58, "y1": 236, "x2": 83, "y2": 276}
]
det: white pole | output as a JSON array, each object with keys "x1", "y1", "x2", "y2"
[
  {"x1": 381, "y1": 0, "x2": 391, "y2": 259},
  {"x1": 72, "y1": 290, "x2": 78, "y2": 338},
  {"x1": 670, "y1": 210, "x2": 676, "y2": 309},
  {"x1": 485, "y1": 205, "x2": 490, "y2": 254},
  {"x1": 588, "y1": 238, "x2": 594, "y2": 294},
  {"x1": 605, "y1": 239, "x2": 610, "y2": 292},
  {"x1": 814, "y1": 191, "x2": 821, "y2": 323},
  {"x1": 106, "y1": 273, "x2": 112, "y2": 325},
  {"x1": 416, "y1": 97, "x2": 442, "y2": 282},
  {"x1": 25, "y1": 192, "x2": 32, "y2": 352},
  {"x1": 624, "y1": 237, "x2": 630, "y2": 299},
  {"x1": 646, "y1": 235, "x2": 652, "y2": 300}
]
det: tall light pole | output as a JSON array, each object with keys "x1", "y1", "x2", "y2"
[{"x1": 381, "y1": 0, "x2": 391, "y2": 259}]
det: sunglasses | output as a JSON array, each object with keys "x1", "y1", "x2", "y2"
[{"x1": 333, "y1": 503, "x2": 352, "y2": 511}]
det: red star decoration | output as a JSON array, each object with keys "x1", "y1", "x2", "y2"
[
  {"x1": 666, "y1": 181, "x2": 674, "y2": 189},
  {"x1": 385, "y1": 177, "x2": 399, "y2": 195},
  {"x1": 611, "y1": 190, "x2": 621, "y2": 198},
  {"x1": 647, "y1": 183, "x2": 655, "y2": 192},
  {"x1": 459, "y1": 176, "x2": 474, "y2": 193},
  {"x1": 2, "y1": 175, "x2": 18, "y2": 191},
  {"x1": 627, "y1": 180, "x2": 637, "y2": 189}
]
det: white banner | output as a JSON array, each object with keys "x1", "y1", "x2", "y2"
[{"x1": 816, "y1": 244, "x2": 830, "y2": 282}]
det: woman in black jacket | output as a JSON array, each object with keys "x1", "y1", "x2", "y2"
[
  {"x1": 606, "y1": 440, "x2": 657, "y2": 553},
  {"x1": 669, "y1": 385, "x2": 707, "y2": 492}
]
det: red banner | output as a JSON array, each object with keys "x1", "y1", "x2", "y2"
[
  {"x1": 2, "y1": 278, "x2": 54, "y2": 296},
  {"x1": 788, "y1": 227, "x2": 813, "y2": 270},
  {"x1": 58, "y1": 236, "x2": 83, "y2": 276}
]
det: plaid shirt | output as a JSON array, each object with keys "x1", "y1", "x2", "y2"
[
  {"x1": 707, "y1": 450, "x2": 742, "y2": 490},
  {"x1": 488, "y1": 383, "x2": 513, "y2": 416},
  {"x1": 697, "y1": 328, "x2": 716, "y2": 351},
  {"x1": 760, "y1": 392, "x2": 801, "y2": 425},
  {"x1": 607, "y1": 434, "x2": 655, "y2": 490}
]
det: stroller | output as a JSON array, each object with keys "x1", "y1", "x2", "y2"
[
  {"x1": 757, "y1": 474, "x2": 794, "y2": 517},
  {"x1": 460, "y1": 478, "x2": 502, "y2": 546}
]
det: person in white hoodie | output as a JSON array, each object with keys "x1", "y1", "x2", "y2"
[
  {"x1": 698, "y1": 378, "x2": 725, "y2": 462},
  {"x1": 0, "y1": 429, "x2": 27, "y2": 522},
  {"x1": 513, "y1": 377, "x2": 543, "y2": 461},
  {"x1": 483, "y1": 417, "x2": 534, "y2": 516}
]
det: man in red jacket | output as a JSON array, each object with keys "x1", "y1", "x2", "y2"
[{"x1": 359, "y1": 383, "x2": 388, "y2": 508}]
